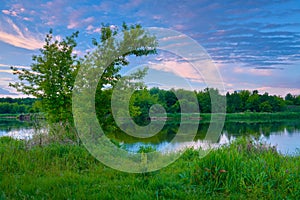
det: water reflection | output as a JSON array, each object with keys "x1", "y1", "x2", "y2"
[
  {"x1": 115, "y1": 120, "x2": 300, "y2": 155},
  {"x1": 0, "y1": 118, "x2": 299, "y2": 155},
  {"x1": 0, "y1": 118, "x2": 34, "y2": 139}
]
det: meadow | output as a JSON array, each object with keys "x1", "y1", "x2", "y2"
[{"x1": 1, "y1": 136, "x2": 299, "y2": 199}]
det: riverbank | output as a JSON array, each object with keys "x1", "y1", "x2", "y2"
[
  {"x1": 0, "y1": 137, "x2": 299, "y2": 199},
  {"x1": 0, "y1": 114, "x2": 19, "y2": 118},
  {"x1": 180, "y1": 112, "x2": 300, "y2": 123},
  {"x1": 0, "y1": 113, "x2": 45, "y2": 121}
]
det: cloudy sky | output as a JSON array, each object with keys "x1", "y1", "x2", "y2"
[{"x1": 0, "y1": 0, "x2": 300, "y2": 97}]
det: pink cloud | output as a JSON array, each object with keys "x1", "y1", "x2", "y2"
[
  {"x1": 23, "y1": 17, "x2": 33, "y2": 21},
  {"x1": 149, "y1": 60, "x2": 205, "y2": 83},
  {"x1": 122, "y1": 0, "x2": 142, "y2": 9},
  {"x1": 67, "y1": 7, "x2": 95, "y2": 29},
  {"x1": 233, "y1": 66, "x2": 272, "y2": 76},
  {"x1": 0, "y1": 18, "x2": 43, "y2": 50},
  {"x1": 86, "y1": 25, "x2": 94, "y2": 31},
  {"x1": 40, "y1": 0, "x2": 68, "y2": 26},
  {"x1": 173, "y1": 24, "x2": 187, "y2": 31},
  {"x1": 2, "y1": 10, "x2": 10, "y2": 15}
]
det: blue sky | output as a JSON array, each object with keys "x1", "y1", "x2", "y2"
[{"x1": 0, "y1": 0, "x2": 300, "y2": 97}]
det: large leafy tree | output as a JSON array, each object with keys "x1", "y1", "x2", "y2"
[
  {"x1": 10, "y1": 30, "x2": 80, "y2": 124},
  {"x1": 11, "y1": 23, "x2": 157, "y2": 140},
  {"x1": 91, "y1": 23, "x2": 157, "y2": 130}
]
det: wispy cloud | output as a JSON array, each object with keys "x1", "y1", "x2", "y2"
[
  {"x1": 0, "y1": 76, "x2": 18, "y2": 96},
  {"x1": 0, "y1": 63, "x2": 30, "y2": 70},
  {"x1": 0, "y1": 18, "x2": 43, "y2": 50},
  {"x1": 149, "y1": 59, "x2": 205, "y2": 83},
  {"x1": 1, "y1": 3, "x2": 34, "y2": 22},
  {"x1": 68, "y1": 16, "x2": 94, "y2": 29},
  {"x1": 233, "y1": 66, "x2": 273, "y2": 76},
  {"x1": 0, "y1": 87, "x2": 17, "y2": 96}
]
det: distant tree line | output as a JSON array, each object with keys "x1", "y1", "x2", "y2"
[
  {"x1": 226, "y1": 90, "x2": 285, "y2": 113},
  {"x1": 129, "y1": 88, "x2": 300, "y2": 118},
  {"x1": 285, "y1": 93, "x2": 300, "y2": 105},
  {"x1": 1, "y1": 89, "x2": 299, "y2": 116},
  {"x1": 0, "y1": 97, "x2": 38, "y2": 114}
]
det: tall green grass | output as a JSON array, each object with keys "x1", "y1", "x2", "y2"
[
  {"x1": 224, "y1": 112, "x2": 300, "y2": 122},
  {"x1": 157, "y1": 112, "x2": 300, "y2": 123},
  {"x1": 0, "y1": 136, "x2": 299, "y2": 199},
  {"x1": 0, "y1": 114, "x2": 19, "y2": 118}
]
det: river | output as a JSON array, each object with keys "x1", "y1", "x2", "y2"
[{"x1": 1, "y1": 118, "x2": 299, "y2": 155}]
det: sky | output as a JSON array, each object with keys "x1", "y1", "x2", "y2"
[{"x1": 0, "y1": 0, "x2": 300, "y2": 97}]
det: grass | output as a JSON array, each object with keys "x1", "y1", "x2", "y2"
[
  {"x1": 0, "y1": 114, "x2": 19, "y2": 118},
  {"x1": 223, "y1": 112, "x2": 300, "y2": 122},
  {"x1": 0, "y1": 136, "x2": 299, "y2": 199},
  {"x1": 167, "y1": 112, "x2": 300, "y2": 123},
  {"x1": 153, "y1": 112, "x2": 300, "y2": 123}
]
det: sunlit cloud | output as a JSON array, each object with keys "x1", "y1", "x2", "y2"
[
  {"x1": 2, "y1": 9, "x2": 18, "y2": 17},
  {"x1": 233, "y1": 66, "x2": 273, "y2": 76},
  {"x1": 68, "y1": 16, "x2": 94, "y2": 29},
  {"x1": 256, "y1": 86, "x2": 300, "y2": 97},
  {"x1": 0, "y1": 18, "x2": 43, "y2": 50},
  {"x1": 149, "y1": 60, "x2": 205, "y2": 83},
  {"x1": 2, "y1": 10, "x2": 11, "y2": 15},
  {"x1": 0, "y1": 69, "x2": 12, "y2": 73},
  {"x1": 0, "y1": 63, "x2": 30, "y2": 70},
  {"x1": 0, "y1": 77, "x2": 13, "y2": 84},
  {"x1": 0, "y1": 87, "x2": 17, "y2": 96}
]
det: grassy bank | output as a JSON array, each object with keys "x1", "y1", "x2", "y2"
[
  {"x1": 197, "y1": 112, "x2": 300, "y2": 123},
  {"x1": 224, "y1": 112, "x2": 300, "y2": 122},
  {"x1": 154, "y1": 112, "x2": 300, "y2": 123},
  {"x1": 0, "y1": 137, "x2": 299, "y2": 199},
  {"x1": 0, "y1": 114, "x2": 19, "y2": 118}
]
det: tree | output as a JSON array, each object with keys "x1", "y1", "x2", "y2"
[
  {"x1": 269, "y1": 95, "x2": 286, "y2": 112},
  {"x1": 239, "y1": 90, "x2": 251, "y2": 111},
  {"x1": 295, "y1": 95, "x2": 300, "y2": 105},
  {"x1": 196, "y1": 89, "x2": 208, "y2": 113},
  {"x1": 130, "y1": 89, "x2": 159, "y2": 125},
  {"x1": 259, "y1": 101, "x2": 272, "y2": 112},
  {"x1": 285, "y1": 93, "x2": 296, "y2": 105},
  {"x1": 246, "y1": 93, "x2": 260, "y2": 112},
  {"x1": 80, "y1": 23, "x2": 157, "y2": 132},
  {"x1": 10, "y1": 30, "x2": 80, "y2": 126},
  {"x1": 226, "y1": 91, "x2": 242, "y2": 113}
]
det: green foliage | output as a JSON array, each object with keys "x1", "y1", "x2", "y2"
[
  {"x1": 130, "y1": 89, "x2": 159, "y2": 125},
  {"x1": 10, "y1": 23, "x2": 157, "y2": 141},
  {"x1": 10, "y1": 30, "x2": 80, "y2": 124},
  {"x1": 92, "y1": 23, "x2": 157, "y2": 130},
  {"x1": 259, "y1": 101, "x2": 272, "y2": 112},
  {"x1": 285, "y1": 93, "x2": 300, "y2": 105},
  {"x1": 0, "y1": 98, "x2": 38, "y2": 114},
  {"x1": 0, "y1": 137, "x2": 299, "y2": 199},
  {"x1": 120, "y1": 88, "x2": 292, "y2": 119}
]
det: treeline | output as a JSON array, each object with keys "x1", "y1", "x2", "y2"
[
  {"x1": 0, "y1": 98, "x2": 38, "y2": 114},
  {"x1": 130, "y1": 88, "x2": 300, "y2": 117},
  {"x1": 285, "y1": 93, "x2": 300, "y2": 105},
  {"x1": 226, "y1": 90, "x2": 300, "y2": 113},
  {"x1": 1, "y1": 89, "x2": 300, "y2": 115}
]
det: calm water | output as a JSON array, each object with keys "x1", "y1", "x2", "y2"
[
  {"x1": 1, "y1": 118, "x2": 300, "y2": 155},
  {"x1": 0, "y1": 118, "x2": 34, "y2": 139}
]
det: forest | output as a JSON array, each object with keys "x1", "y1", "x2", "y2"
[
  {"x1": 1, "y1": 88, "x2": 300, "y2": 115},
  {"x1": 0, "y1": 97, "x2": 38, "y2": 114}
]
